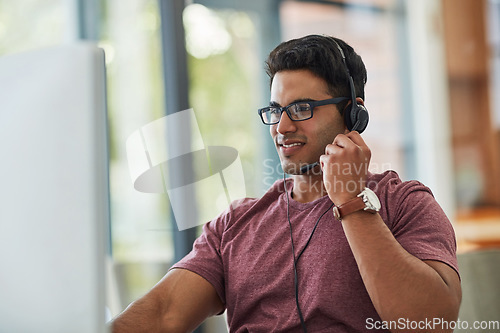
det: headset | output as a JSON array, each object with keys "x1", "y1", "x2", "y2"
[{"x1": 331, "y1": 38, "x2": 369, "y2": 133}]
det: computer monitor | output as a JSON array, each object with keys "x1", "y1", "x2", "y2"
[{"x1": 0, "y1": 43, "x2": 109, "y2": 333}]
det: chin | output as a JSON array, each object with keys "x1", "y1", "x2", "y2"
[{"x1": 281, "y1": 162, "x2": 302, "y2": 175}]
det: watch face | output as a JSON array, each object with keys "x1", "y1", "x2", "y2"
[{"x1": 363, "y1": 188, "x2": 381, "y2": 211}]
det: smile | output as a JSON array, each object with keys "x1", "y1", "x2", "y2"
[{"x1": 282, "y1": 142, "x2": 304, "y2": 148}]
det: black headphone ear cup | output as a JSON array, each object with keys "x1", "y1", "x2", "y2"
[
  {"x1": 344, "y1": 104, "x2": 369, "y2": 133},
  {"x1": 354, "y1": 105, "x2": 369, "y2": 133}
]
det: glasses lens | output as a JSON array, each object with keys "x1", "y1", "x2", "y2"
[
  {"x1": 261, "y1": 107, "x2": 281, "y2": 124},
  {"x1": 288, "y1": 103, "x2": 312, "y2": 120}
]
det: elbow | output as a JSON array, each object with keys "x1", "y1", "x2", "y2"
[
  {"x1": 430, "y1": 276, "x2": 462, "y2": 331},
  {"x1": 393, "y1": 291, "x2": 462, "y2": 333},
  {"x1": 159, "y1": 321, "x2": 191, "y2": 333},
  {"x1": 433, "y1": 290, "x2": 462, "y2": 333}
]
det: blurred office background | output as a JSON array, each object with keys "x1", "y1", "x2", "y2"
[{"x1": 1, "y1": 0, "x2": 499, "y2": 331}]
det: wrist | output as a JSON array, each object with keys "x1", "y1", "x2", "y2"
[
  {"x1": 331, "y1": 192, "x2": 358, "y2": 207},
  {"x1": 326, "y1": 177, "x2": 367, "y2": 206},
  {"x1": 332, "y1": 187, "x2": 380, "y2": 221}
]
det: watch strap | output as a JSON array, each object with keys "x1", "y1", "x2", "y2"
[{"x1": 332, "y1": 196, "x2": 366, "y2": 221}]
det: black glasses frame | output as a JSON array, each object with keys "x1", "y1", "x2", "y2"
[{"x1": 258, "y1": 97, "x2": 349, "y2": 125}]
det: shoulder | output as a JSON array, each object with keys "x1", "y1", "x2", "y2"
[
  {"x1": 229, "y1": 179, "x2": 284, "y2": 213},
  {"x1": 367, "y1": 170, "x2": 443, "y2": 227},
  {"x1": 210, "y1": 178, "x2": 285, "y2": 230},
  {"x1": 367, "y1": 170, "x2": 433, "y2": 204}
]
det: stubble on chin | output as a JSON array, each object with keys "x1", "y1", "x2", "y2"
[
  {"x1": 280, "y1": 159, "x2": 312, "y2": 175},
  {"x1": 280, "y1": 159, "x2": 298, "y2": 175}
]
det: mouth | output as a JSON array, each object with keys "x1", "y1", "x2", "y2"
[
  {"x1": 281, "y1": 142, "x2": 304, "y2": 148},
  {"x1": 277, "y1": 139, "x2": 306, "y2": 156}
]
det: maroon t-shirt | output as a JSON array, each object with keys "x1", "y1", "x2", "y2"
[{"x1": 172, "y1": 171, "x2": 459, "y2": 332}]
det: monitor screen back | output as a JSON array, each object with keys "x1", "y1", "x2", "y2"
[{"x1": 0, "y1": 43, "x2": 109, "y2": 333}]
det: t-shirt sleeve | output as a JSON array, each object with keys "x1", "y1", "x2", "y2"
[
  {"x1": 170, "y1": 215, "x2": 228, "y2": 306},
  {"x1": 382, "y1": 178, "x2": 459, "y2": 277}
]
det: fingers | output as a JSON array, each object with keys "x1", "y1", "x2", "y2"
[
  {"x1": 319, "y1": 131, "x2": 371, "y2": 204},
  {"x1": 346, "y1": 131, "x2": 367, "y2": 147},
  {"x1": 320, "y1": 131, "x2": 371, "y2": 204},
  {"x1": 325, "y1": 131, "x2": 369, "y2": 156},
  {"x1": 320, "y1": 131, "x2": 371, "y2": 175}
]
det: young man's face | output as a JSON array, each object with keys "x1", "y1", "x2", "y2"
[{"x1": 270, "y1": 69, "x2": 346, "y2": 175}]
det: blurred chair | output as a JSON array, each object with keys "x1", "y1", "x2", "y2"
[{"x1": 456, "y1": 249, "x2": 500, "y2": 332}]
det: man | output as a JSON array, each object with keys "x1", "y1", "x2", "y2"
[{"x1": 111, "y1": 35, "x2": 461, "y2": 333}]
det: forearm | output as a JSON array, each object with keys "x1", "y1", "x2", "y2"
[
  {"x1": 111, "y1": 294, "x2": 167, "y2": 333},
  {"x1": 341, "y1": 211, "x2": 460, "y2": 332},
  {"x1": 110, "y1": 269, "x2": 223, "y2": 333}
]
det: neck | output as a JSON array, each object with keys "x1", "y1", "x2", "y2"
[{"x1": 289, "y1": 174, "x2": 327, "y2": 203}]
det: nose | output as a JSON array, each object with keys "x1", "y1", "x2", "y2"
[{"x1": 276, "y1": 110, "x2": 297, "y2": 135}]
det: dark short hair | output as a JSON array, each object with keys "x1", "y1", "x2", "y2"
[{"x1": 265, "y1": 34, "x2": 367, "y2": 113}]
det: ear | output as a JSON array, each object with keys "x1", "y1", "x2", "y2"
[
  {"x1": 341, "y1": 97, "x2": 365, "y2": 112},
  {"x1": 356, "y1": 97, "x2": 365, "y2": 105}
]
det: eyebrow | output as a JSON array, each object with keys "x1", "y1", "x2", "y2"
[{"x1": 269, "y1": 98, "x2": 316, "y2": 107}]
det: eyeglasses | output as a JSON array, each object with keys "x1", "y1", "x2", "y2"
[{"x1": 258, "y1": 97, "x2": 349, "y2": 125}]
